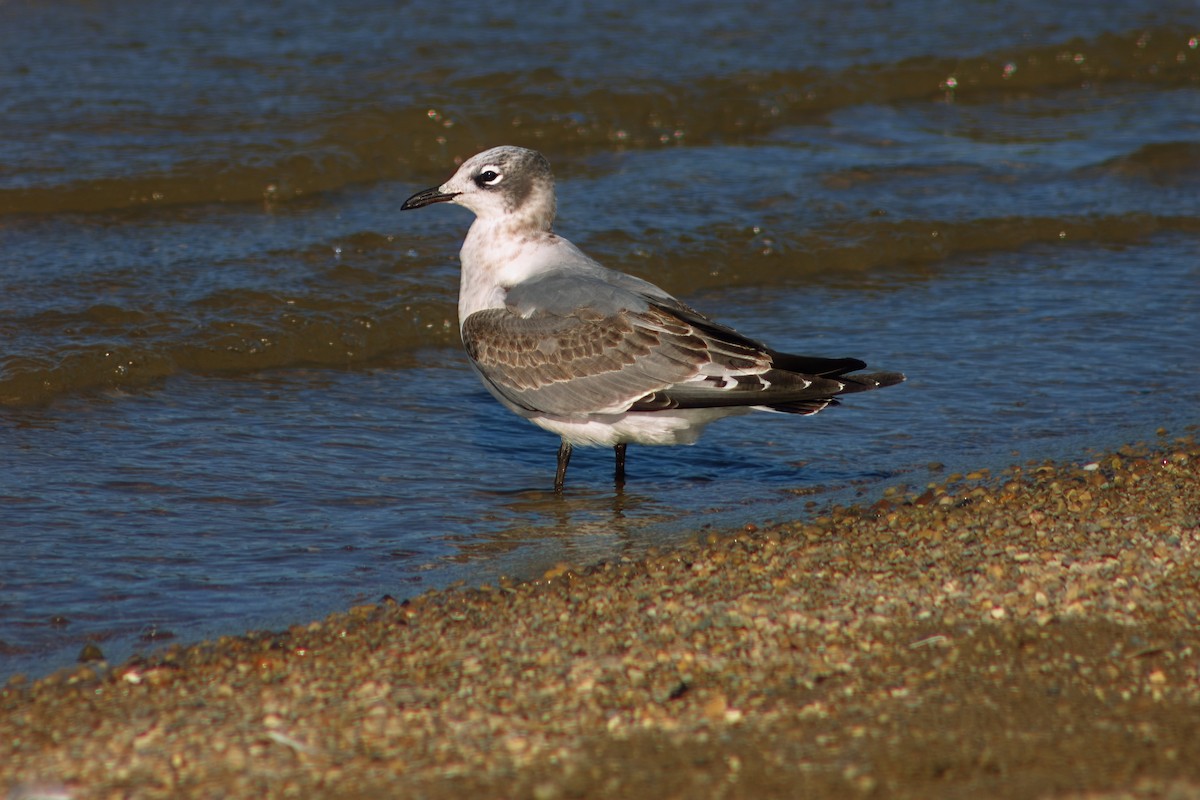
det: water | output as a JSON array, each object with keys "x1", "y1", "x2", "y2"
[{"x1": 1, "y1": 0, "x2": 1198, "y2": 680}]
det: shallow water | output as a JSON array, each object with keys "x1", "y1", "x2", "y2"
[{"x1": 1, "y1": 0, "x2": 1198, "y2": 679}]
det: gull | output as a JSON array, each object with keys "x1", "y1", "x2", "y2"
[{"x1": 402, "y1": 146, "x2": 904, "y2": 491}]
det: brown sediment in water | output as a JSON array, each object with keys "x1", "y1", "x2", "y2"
[{"x1": 2, "y1": 438, "x2": 1199, "y2": 798}]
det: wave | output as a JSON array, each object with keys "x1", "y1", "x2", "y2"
[
  {"x1": 0, "y1": 27, "x2": 1195, "y2": 216},
  {"x1": 3, "y1": 212, "x2": 1195, "y2": 407}
]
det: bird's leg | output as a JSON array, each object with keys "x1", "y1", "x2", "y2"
[
  {"x1": 614, "y1": 443, "x2": 627, "y2": 485},
  {"x1": 555, "y1": 440, "x2": 573, "y2": 492}
]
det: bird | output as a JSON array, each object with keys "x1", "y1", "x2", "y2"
[{"x1": 401, "y1": 146, "x2": 903, "y2": 492}]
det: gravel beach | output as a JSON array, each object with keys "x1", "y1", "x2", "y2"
[{"x1": 3, "y1": 437, "x2": 1199, "y2": 799}]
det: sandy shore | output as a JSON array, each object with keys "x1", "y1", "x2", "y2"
[{"x1": 3, "y1": 437, "x2": 1199, "y2": 799}]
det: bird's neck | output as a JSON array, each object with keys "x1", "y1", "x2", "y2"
[{"x1": 458, "y1": 216, "x2": 559, "y2": 323}]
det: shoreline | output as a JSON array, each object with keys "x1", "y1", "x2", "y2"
[{"x1": 3, "y1": 437, "x2": 1199, "y2": 798}]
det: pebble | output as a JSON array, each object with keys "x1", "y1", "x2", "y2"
[{"x1": 1, "y1": 439, "x2": 1199, "y2": 797}]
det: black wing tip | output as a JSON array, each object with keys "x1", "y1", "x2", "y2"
[
  {"x1": 832, "y1": 370, "x2": 905, "y2": 394},
  {"x1": 769, "y1": 352, "x2": 867, "y2": 377},
  {"x1": 858, "y1": 371, "x2": 906, "y2": 388}
]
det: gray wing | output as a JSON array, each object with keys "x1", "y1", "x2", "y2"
[{"x1": 461, "y1": 273, "x2": 851, "y2": 418}]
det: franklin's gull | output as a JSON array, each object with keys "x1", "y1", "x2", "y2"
[{"x1": 402, "y1": 146, "x2": 903, "y2": 491}]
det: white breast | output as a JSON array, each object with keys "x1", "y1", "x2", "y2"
[{"x1": 457, "y1": 220, "x2": 584, "y2": 324}]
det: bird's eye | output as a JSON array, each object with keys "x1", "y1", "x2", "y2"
[{"x1": 474, "y1": 169, "x2": 502, "y2": 187}]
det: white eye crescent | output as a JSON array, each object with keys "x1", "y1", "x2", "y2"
[{"x1": 474, "y1": 166, "x2": 503, "y2": 187}]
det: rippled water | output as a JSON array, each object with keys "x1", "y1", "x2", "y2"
[{"x1": 2, "y1": 0, "x2": 1198, "y2": 679}]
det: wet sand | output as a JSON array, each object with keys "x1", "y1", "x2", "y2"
[{"x1": 3, "y1": 437, "x2": 1199, "y2": 799}]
